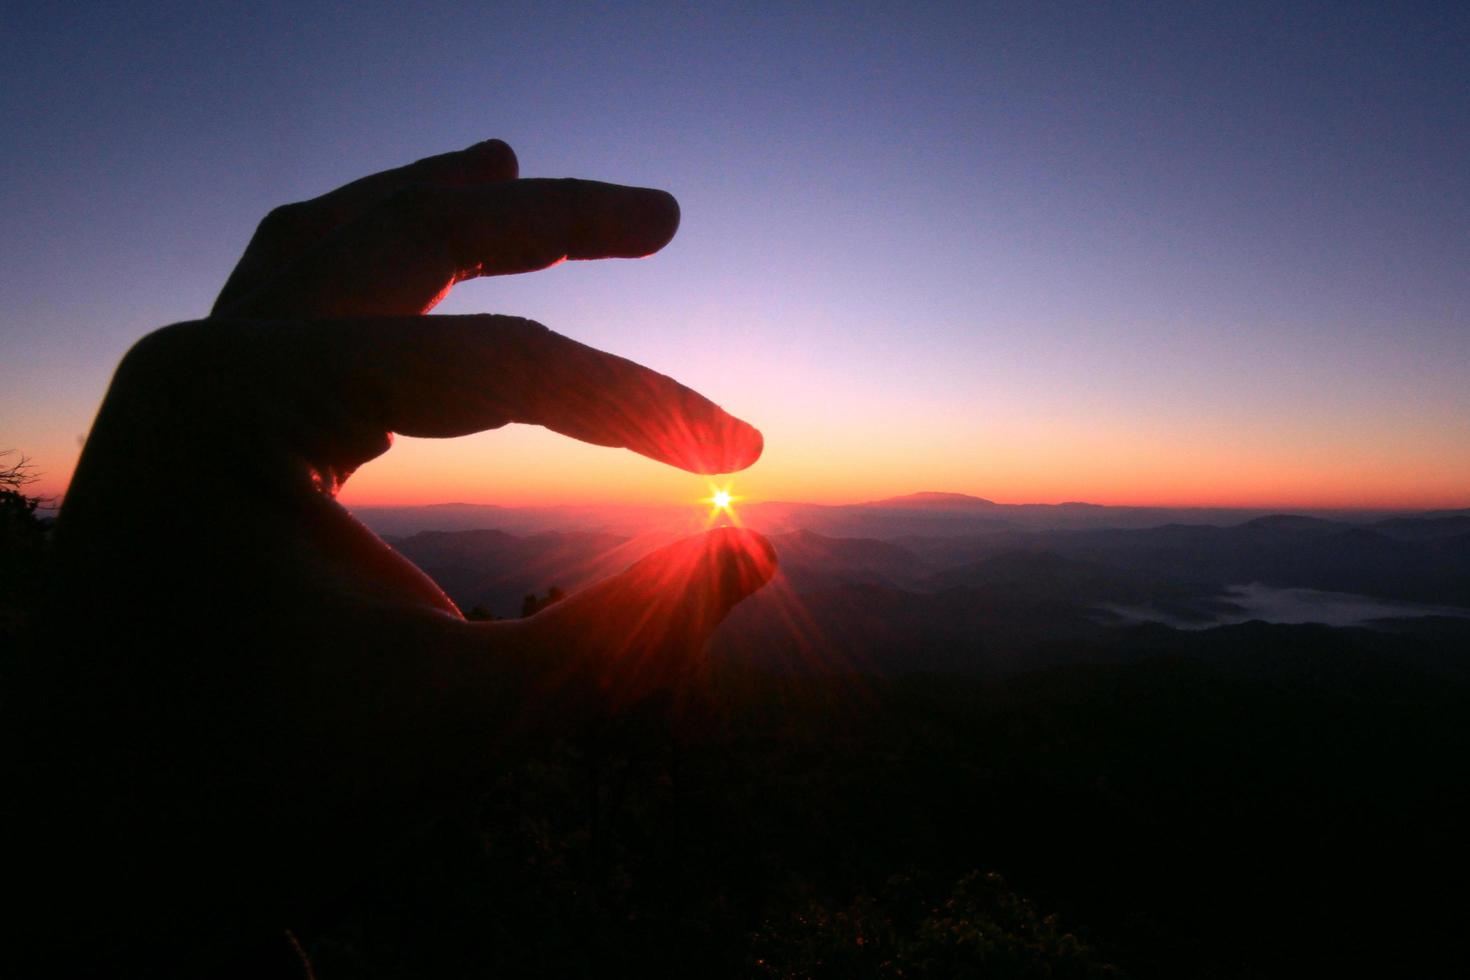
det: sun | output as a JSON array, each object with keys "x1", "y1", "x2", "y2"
[{"x1": 700, "y1": 482, "x2": 742, "y2": 525}]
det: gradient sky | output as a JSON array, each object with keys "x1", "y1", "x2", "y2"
[{"x1": 3, "y1": 2, "x2": 1467, "y2": 510}]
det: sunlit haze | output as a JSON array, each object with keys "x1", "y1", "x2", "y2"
[{"x1": 4, "y1": 3, "x2": 1466, "y2": 511}]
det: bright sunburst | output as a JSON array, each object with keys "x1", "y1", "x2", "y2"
[{"x1": 701, "y1": 482, "x2": 742, "y2": 525}]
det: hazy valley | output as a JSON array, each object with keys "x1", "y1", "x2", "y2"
[{"x1": 369, "y1": 492, "x2": 1470, "y2": 679}]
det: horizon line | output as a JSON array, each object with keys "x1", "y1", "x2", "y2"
[{"x1": 340, "y1": 493, "x2": 1469, "y2": 515}]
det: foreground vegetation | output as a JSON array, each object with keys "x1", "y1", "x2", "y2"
[{"x1": 301, "y1": 624, "x2": 1470, "y2": 978}]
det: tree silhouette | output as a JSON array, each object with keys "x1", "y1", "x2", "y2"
[
  {"x1": 521, "y1": 585, "x2": 567, "y2": 618},
  {"x1": 0, "y1": 450, "x2": 51, "y2": 643}
]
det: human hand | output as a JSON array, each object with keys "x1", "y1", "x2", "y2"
[
  {"x1": 46, "y1": 140, "x2": 776, "y2": 958},
  {"x1": 63, "y1": 137, "x2": 774, "y2": 703}
]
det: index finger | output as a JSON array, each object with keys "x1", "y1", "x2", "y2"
[
  {"x1": 180, "y1": 315, "x2": 763, "y2": 478},
  {"x1": 359, "y1": 316, "x2": 760, "y2": 475}
]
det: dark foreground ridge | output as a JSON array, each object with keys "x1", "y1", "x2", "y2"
[{"x1": 290, "y1": 640, "x2": 1469, "y2": 978}]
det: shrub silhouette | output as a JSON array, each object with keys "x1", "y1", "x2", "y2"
[{"x1": 521, "y1": 585, "x2": 567, "y2": 618}]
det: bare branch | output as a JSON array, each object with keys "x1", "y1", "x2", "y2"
[{"x1": 1, "y1": 449, "x2": 40, "y2": 492}]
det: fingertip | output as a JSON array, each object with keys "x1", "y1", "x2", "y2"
[
  {"x1": 708, "y1": 526, "x2": 777, "y2": 571},
  {"x1": 704, "y1": 526, "x2": 779, "y2": 601},
  {"x1": 467, "y1": 138, "x2": 518, "y2": 181},
  {"x1": 616, "y1": 187, "x2": 680, "y2": 257},
  {"x1": 704, "y1": 416, "x2": 763, "y2": 475},
  {"x1": 643, "y1": 189, "x2": 680, "y2": 252},
  {"x1": 666, "y1": 410, "x2": 762, "y2": 475},
  {"x1": 730, "y1": 420, "x2": 763, "y2": 472}
]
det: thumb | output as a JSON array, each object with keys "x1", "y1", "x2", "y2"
[{"x1": 516, "y1": 527, "x2": 777, "y2": 708}]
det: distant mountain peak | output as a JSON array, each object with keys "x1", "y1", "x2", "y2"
[
  {"x1": 422, "y1": 501, "x2": 505, "y2": 510},
  {"x1": 865, "y1": 492, "x2": 998, "y2": 509}
]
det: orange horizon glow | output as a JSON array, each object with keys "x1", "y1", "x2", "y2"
[
  {"x1": 29, "y1": 463, "x2": 1469, "y2": 515},
  {"x1": 315, "y1": 427, "x2": 1469, "y2": 512},
  {"x1": 28, "y1": 424, "x2": 1470, "y2": 515},
  {"x1": 326, "y1": 473, "x2": 1468, "y2": 514},
  {"x1": 328, "y1": 491, "x2": 1469, "y2": 513},
  {"x1": 31, "y1": 470, "x2": 1470, "y2": 517}
]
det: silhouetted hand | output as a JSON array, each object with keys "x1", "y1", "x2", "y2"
[{"x1": 34, "y1": 140, "x2": 776, "y2": 975}]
